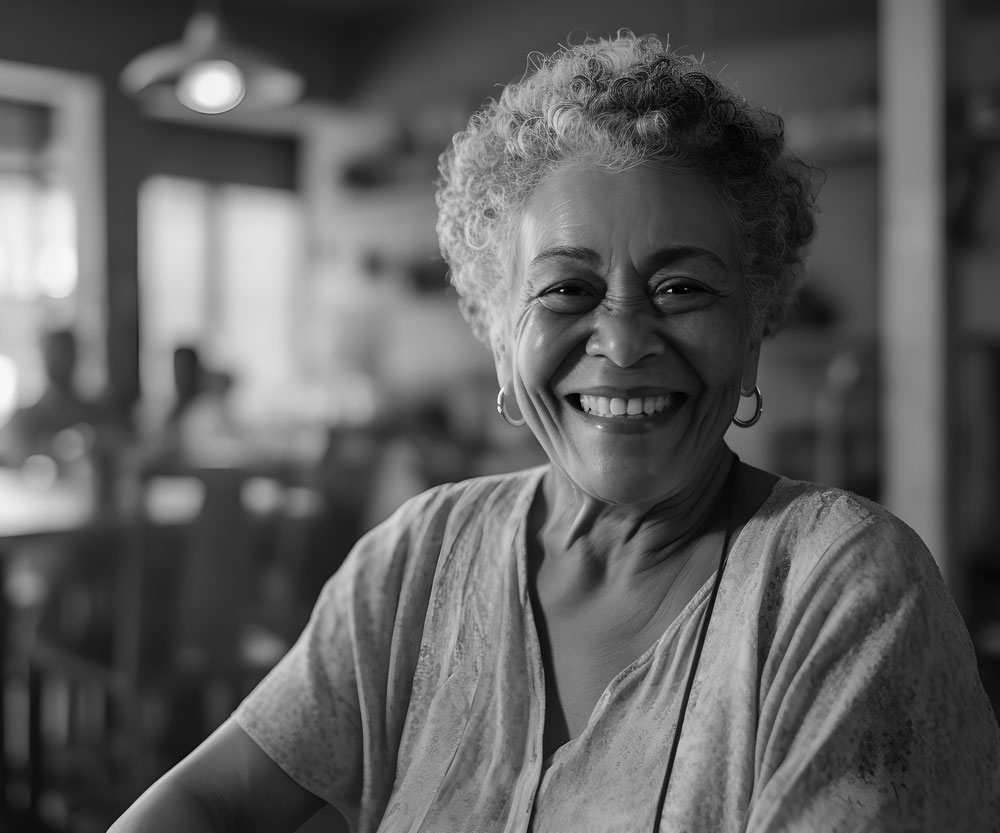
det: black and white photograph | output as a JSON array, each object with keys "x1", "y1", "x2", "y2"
[{"x1": 0, "y1": 1, "x2": 998, "y2": 831}]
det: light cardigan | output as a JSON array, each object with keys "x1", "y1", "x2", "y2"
[{"x1": 234, "y1": 468, "x2": 1000, "y2": 832}]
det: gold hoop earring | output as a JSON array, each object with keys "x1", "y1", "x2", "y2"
[
  {"x1": 732, "y1": 386, "x2": 763, "y2": 428},
  {"x1": 496, "y1": 387, "x2": 526, "y2": 427}
]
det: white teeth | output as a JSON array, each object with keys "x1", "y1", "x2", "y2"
[{"x1": 579, "y1": 394, "x2": 670, "y2": 418}]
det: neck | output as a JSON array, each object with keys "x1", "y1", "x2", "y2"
[{"x1": 535, "y1": 446, "x2": 736, "y2": 580}]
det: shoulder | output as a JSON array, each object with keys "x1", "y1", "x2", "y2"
[
  {"x1": 735, "y1": 480, "x2": 948, "y2": 630},
  {"x1": 752, "y1": 479, "x2": 931, "y2": 574},
  {"x1": 331, "y1": 466, "x2": 545, "y2": 595},
  {"x1": 760, "y1": 479, "x2": 920, "y2": 549},
  {"x1": 375, "y1": 465, "x2": 545, "y2": 541}
]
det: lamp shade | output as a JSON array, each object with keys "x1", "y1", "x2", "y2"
[{"x1": 120, "y1": 10, "x2": 304, "y2": 114}]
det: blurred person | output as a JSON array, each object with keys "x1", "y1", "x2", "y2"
[
  {"x1": 173, "y1": 368, "x2": 243, "y2": 462},
  {"x1": 110, "y1": 32, "x2": 1000, "y2": 832},
  {"x1": 0, "y1": 327, "x2": 109, "y2": 472},
  {"x1": 140, "y1": 346, "x2": 245, "y2": 469},
  {"x1": 165, "y1": 345, "x2": 205, "y2": 429}
]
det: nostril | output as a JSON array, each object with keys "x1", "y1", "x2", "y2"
[{"x1": 586, "y1": 326, "x2": 665, "y2": 366}]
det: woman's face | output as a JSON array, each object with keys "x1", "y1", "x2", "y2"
[{"x1": 496, "y1": 162, "x2": 760, "y2": 506}]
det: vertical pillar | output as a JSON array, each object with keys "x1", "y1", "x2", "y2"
[{"x1": 878, "y1": 0, "x2": 952, "y2": 577}]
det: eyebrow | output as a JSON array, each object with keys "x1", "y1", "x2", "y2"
[
  {"x1": 640, "y1": 245, "x2": 731, "y2": 274},
  {"x1": 528, "y1": 244, "x2": 730, "y2": 273},
  {"x1": 528, "y1": 245, "x2": 602, "y2": 269}
]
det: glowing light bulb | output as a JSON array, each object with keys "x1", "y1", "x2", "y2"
[{"x1": 176, "y1": 60, "x2": 245, "y2": 114}]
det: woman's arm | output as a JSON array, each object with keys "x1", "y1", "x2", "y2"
[{"x1": 108, "y1": 718, "x2": 325, "y2": 833}]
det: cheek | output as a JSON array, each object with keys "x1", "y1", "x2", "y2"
[
  {"x1": 511, "y1": 305, "x2": 582, "y2": 385},
  {"x1": 674, "y1": 316, "x2": 750, "y2": 385}
]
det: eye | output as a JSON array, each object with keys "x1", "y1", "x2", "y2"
[
  {"x1": 538, "y1": 281, "x2": 602, "y2": 313},
  {"x1": 655, "y1": 278, "x2": 703, "y2": 295},
  {"x1": 651, "y1": 279, "x2": 714, "y2": 312}
]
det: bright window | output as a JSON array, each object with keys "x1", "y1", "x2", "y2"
[
  {"x1": 0, "y1": 95, "x2": 81, "y2": 423},
  {"x1": 138, "y1": 175, "x2": 304, "y2": 428}
]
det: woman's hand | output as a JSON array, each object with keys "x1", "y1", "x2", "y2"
[{"x1": 108, "y1": 718, "x2": 325, "y2": 833}]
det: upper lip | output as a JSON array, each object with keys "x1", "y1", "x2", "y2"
[{"x1": 569, "y1": 386, "x2": 678, "y2": 399}]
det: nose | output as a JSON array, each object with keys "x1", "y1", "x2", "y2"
[{"x1": 585, "y1": 305, "x2": 666, "y2": 367}]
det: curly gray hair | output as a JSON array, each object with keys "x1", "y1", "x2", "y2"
[{"x1": 435, "y1": 31, "x2": 822, "y2": 350}]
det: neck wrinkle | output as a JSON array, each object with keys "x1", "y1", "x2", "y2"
[{"x1": 538, "y1": 446, "x2": 735, "y2": 578}]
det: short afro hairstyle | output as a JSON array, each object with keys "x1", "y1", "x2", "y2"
[{"x1": 436, "y1": 31, "x2": 822, "y2": 350}]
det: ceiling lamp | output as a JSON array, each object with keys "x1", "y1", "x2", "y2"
[{"x1": 120, "y1": 8, "x2": 304, "y2": 115}]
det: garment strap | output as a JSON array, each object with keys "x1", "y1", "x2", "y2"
[{"x1": 652, "y1": 454, "x2": 740, "y2": 831}]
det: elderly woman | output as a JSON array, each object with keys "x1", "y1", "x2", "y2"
[{"x1": 112, "y1": 32, "x2": 1000, "y2": 832}]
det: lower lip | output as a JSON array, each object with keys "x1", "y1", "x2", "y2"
[{"x1": 570, "y1": 395, "x2": 687, "y2": 433}]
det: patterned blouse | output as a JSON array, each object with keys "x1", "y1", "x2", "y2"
[{"x1": 235, "y1": 468, "x2": 1000, "y2": 832}]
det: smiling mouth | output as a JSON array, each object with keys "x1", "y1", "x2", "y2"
[{"x1": 575, "y1": 393, "x2": 687, "y2": 419}]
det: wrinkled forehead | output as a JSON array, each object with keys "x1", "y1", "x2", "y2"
[{"x1": 512, "y1": 162, "x2": 741, "y2": 277}]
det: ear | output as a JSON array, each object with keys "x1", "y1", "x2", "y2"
[
  {"x1": 492, "y1": 335, "x2": 512, "y2": 392},
  {"x1": 740, "y1": 336, "x2": 762, "y2": 396}
]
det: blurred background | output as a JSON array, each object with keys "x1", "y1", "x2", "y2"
[{"x1": 0, "y1": 0, "x2": 997, "y2": 829}]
